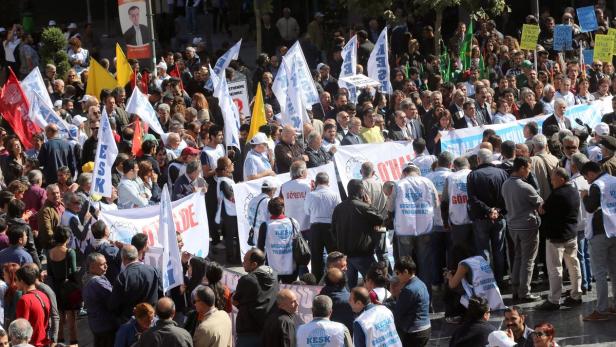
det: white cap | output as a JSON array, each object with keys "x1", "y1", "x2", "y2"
[
  {"x1": 317, "y1": 63, "x2": 328, "y2": 71},
  {"x1": 80, "y1": 94, "x2": 92, "y2": 103},
  {"x1": 249, "y1": 132, "x2": 268, "y2": 145},
  {"x1": 48, "y1": 20, "x2": 57, "y2": 26},
  {"x1": 486, "y1": 331, "x2": 517, "y2": 347},
  {"x1": 71, "y1": 115, "x2": 87, "y2": 126},
  {"x1": 68, "y1": 22, "x2": 78, "y2": 29},
  {"x1": 315, "y1": 12, "x2": 325, "y2": 18},
  {"x1": 262, "y1": 178, "x2": 279, "y2": 189},
  {"x1": 0, "y1": 27, "x2": 6, "y2": 33},
  {"x1": 594, "y1": 122, "x2": 610, "y2": 136},
  {"x1": 53, "y1": 100, "x2": 63, "y2": 109},
  {"x1": 192, "y1": 37, "x2": 203, "y2": 45},
  {"x1": 156, "y1": 60, "x2": 168, "y2": 71}
]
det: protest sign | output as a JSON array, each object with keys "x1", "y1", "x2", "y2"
[
  {"x1": 594, "y1": 34, "x2": 613, "y2": 63},
  {"x1": 118, "y1": 0, "x2": 153, "y2": 59},
  {"x1": 234, "y1": 163, "x2": 339, "y2": 257},
  {"x1": 553, "y1": 25, "x2": 572, "y2": 51},
  {"x1": 339, "y1": 74, "x2": 381, "y2": 89},
  {"x1": 333, "y1": 142, "x2": 414, "y2": 193},
  {"x1": 608, "y1": 28, "x2": 616, "y2": 55},
  {"x1": 583, "y1": 49, "x2": 594, "y2": 66},
  {"x1": 520, "y1": 24, "x2": 540, "y2": 50},
  {"x1": 228, "y1": 80, "x2": 251, "y2": 120},
  {"x1": 100, "y1": 191, "x2": 210, "y2": 258},
  {"x1": 577, "y1": 6, "x2": 599, "y2": 32}
]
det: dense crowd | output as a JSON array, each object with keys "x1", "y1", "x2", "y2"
[{"x1": 1, "y1": 1, "x2": 616, "y2": 347}]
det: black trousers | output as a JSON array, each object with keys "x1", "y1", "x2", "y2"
[
  {"x1": 93, "y1": 331, "x2": 116, "y2": 347},
  {"x1": 309, "y1": 223, "x2": 334, "y2": 281},
  {"x1": 401, "y1": 327, "x2": 431, "y2": 347}
]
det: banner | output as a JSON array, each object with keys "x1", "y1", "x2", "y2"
[
  {"x1": 90, "y1": 111, "x2": 118, "y2": 198},
  {"x1": 333, "y1": 142, "x2": 414, "y2": 193},
  {"x1": 125, "y1": 86, "x2": 165, "y2": 135},
  {"x1": 553, "y1": 25, "x2": 572, "y2": 51},
  {"x1": 339, "y1": 74, "x2": 381, "y2": 89},
  {"x1": 222, "y1": 268, "x2": 322, "y2": 324},
  {"x1": 594, "y1": 34, "x2": 613, "y2": 63},
  {"x1": 100, "y1": 191, "x2": 210, "y2": 257},
  {"x1": 228, "y1": 80, "x2": 251, "y2": 120},
  {"x1": 213, "y1": 39, "x2": 242, "y2": 78},
  {"x1": 159, "y1": 185, "x2": 184, "y2": 292},
  {"x1": 520, "y1": 24, "x2": 540, "y2": 50},
  {"x1": 214, "y1": 76, "x2": 241, "y2": 150},
  {"x1": 608, "y1": 28, "x2": 616, "y2": 55},
  {"x1": 118, "y1": 0, "x2": 153, "y2": 59},
  {"x1": 339, "y1": 35, "x2": 358, "y2": 104},
  {"x1": 577, "y1": 6, "x2": 598, "y2": 33},
  {"x1": 440, "y1": 98, "x2": 611, "y2": 157},
  {"x1": 367, "y1": 28, "x2": 392, "y2": 94},
  {"x1": 583, "y1": 49, "x2": 594, "y2": 65},
  {"x1": 234, "y1": 162, "x2": 339, "y2": 257},
  {"x1": 286, "y1": 42, "x2": 320, "y2": 107},
  {"x1": 28, "y1": 90, "x2": 77, "y2": 139},
  {"x1": 0, "y1": 68, "x2": 40, "y2": 149},
  {"x1": 21, "y1": 68, "x2": 54, "y2": 110}
]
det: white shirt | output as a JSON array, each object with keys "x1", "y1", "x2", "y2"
[
  {"x1": 555, "y1": 90, "x2": 576, "y2": 107},
  {"x1": 305, "y1": 185, "x2": 341, "y2": 224},
  {"x1": 117, "y1": 177, "x2": 149, "y2": 209},
  {"x1": 243, "y1": 149, "x2": 272, "y2": 181},
  {"x1": 134, "y1": 25, "x2": 143, "y2": 45},
  {"x1": 280, "y1": 178, "x2": 312, "y2": 231},
  {"x1": 3, "y1": 38, "x2": 20, "y2": 62},
  {"x1": 492, "y1": 112, "x2": 516, "y2": 124},
  {"x1": 322, "y1": 138, "x2": 340, "y2": 152}
]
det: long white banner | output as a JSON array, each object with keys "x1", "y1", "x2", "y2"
[
  {"x1": 233, "y1": 162, "x2": 339, "y2": 257},
  {"x1": 99, "y1": 192, "x2": 210, "y2": 258},
  {"x1": 333, "y1": 142, "x2": 414, "y2": 193},
  {"x1": 440, "y1": 97, "x2": 612, "y2": 157}
]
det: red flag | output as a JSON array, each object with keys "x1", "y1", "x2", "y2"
[
  {"x1": 0, "y1": 68, "x2": 41, "y2": 149},
  {"x1": 141, "y1": 71, "x2": 150, "y2": 94},
  {"x1": 169, "y1": 65, "x2": 184, "y2": 91},
  {"x1": 130, "y1": 70, "x2": 137, "y2": 90},
  {"x1": 132, "y1": 118, "x2": 143, "y2": 157}
]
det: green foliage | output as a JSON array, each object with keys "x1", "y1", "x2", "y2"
[{"x1": 39, "y1": 27, "x2": 70, "y2": 79}]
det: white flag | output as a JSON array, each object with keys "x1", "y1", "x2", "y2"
[
  {"x1": 213, "y1": 39, "x2": 242, "y2": 78},
  {"x1": 279, "y1": 56, "x2": 307, "y2": 131},
  {"x1": 339, "y1": 35, "x2": 358, "y2": 103},
  {"x1": 208, "y1": 63, "x2": 219, "y2": 93},
  {"x1": 368, "y1": 28, "x2": 392, "y2": 94},
  {"x1": 286, "y1": 42, "x2": 320, "y2": 107},
  {"x1": 272, "y1": 57, "x2": 289, "y2": 114},
  {"x1": 28, "y1": 90, "x2": 77, "y2": 139},
  {"x1": 22, "y1": 68, "x2": 54, "y2": 110},
  {"x1": 214, "y1": 76, "x2": 241, "y2": 150},
  {"x1": 125, "y1": 86, "x2": 165, "y2": 135},
  {"x1": 159, "y1": 184, "x2": 184, "y2": 292},
  {"x1": 90, "y1": 110, "x2": 118, "y2": 198}
]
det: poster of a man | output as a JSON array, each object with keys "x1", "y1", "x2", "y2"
[{"x1": 123, "y1": 5, "x2": 152, "y2": 46}]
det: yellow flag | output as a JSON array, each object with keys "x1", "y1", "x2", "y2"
[
  {"x1": 115, "y1": 43, "x2": 133, "y2": 87},
  {"x1": 85, "y1": 58, "x2": 118, "y2": 99},
  {"x1": 247, "y1": 82, "x2": 267, "y2": 142}
]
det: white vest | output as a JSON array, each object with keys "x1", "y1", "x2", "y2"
[
  {"x1": 60, "y1": 210, "x2": 92, "y2": 253},
  {"x1": 354, "y1": 305, "x2": 402, "y2": 347},
  {"x1": 297, "y1": 318, "x2": 346, "y2": 347},
  {"x1": 412, "y1": 154, "x2": 437, "y2": 176},
  {"x1": 459, "y1": 256, "x2": 505, "y2": 311},
  {"x1": 215, "y1": 176, "x2": 236, "y2": 224},
  {"x1": 447, "y1": 169, "x2": 472, "y2": 226},
  {"x1": 247, "y1": 193, "x2": 271, "y2": 243},
  {"x1": 201, "y1": 144, "x2": 225, "y2": 170},
  {"x1": 425, "y1": 168, "x2": 452, "y2": 226},
  {"x1": 280, "y1": 178, "x2": 312, "y2": 231},
  {"x1": 591, "y1": 174, "x2": 616, "y2": 238},
  {"x1": 264, "y1": 218, "x2": 298, "y2": 275},
  {"x1": 393, "y1": 176, "x2": 437, "y2": 236}
]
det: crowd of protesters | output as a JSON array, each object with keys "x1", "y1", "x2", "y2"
[{"x1": 0, "y1": 1, "x2": 616, "y2": 347}]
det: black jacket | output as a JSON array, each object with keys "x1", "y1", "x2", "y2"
[
  {"x1": 81, "y1": 137, "x2": 98, "y2": 167},
  {"x1": 261, "y1": 307, "x2": 296, "y2": 347},
  {"x1": 541, "y1": 183, "x2": 579, "y2": 242},
  {"x1": 467, "y1": 163, "x2": 509, "y2": 220},
  {"x1": 583, "y1": 173, "x2": 608, "y2": 238},
  {"x1": 340, "y1": 132, "x2": 364, "y2": 146},
  {"x1": 541, "y1": 114, "x2": 572, "y2": 136},
  {"x1": 135, "y1": 319, "x2": 192, "y2": 347},
  {"x1": 305, "y1": 146, "x2": 332, "y2": 168},
  {"x1": 331, "y1": 198, "x2": 383, "y2": 257},
  {"x1": 448, "y1": 320, "x2": 495, "y2": 347},
  {"x1": 109, "y1": 262, "x2": 163, "y2": 324},
  {"x1": 234, "y1": 265, "x2": 279, "y2": 334}
]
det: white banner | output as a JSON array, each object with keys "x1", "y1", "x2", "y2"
[
  {"x1": 90, "y1": 111, "x2": 118, "y2": 198},
  {"x1": 99, "y1": 191, "x2": 210, "y2": 258},
  {"x1": 333, "y1": 142, "x2": 414, "y2": 193},
  {"x1": 440, "y1": 98, "x2": 611, "y2": 157},
  {"x1": 159, "y1": 185, "x2": 184, "y2": 292},
  {"x1": 213, "y1": 39, "x2": 242, "y2": 78},
  {"x1": 367, "y1": 28, "x2": 392, "y2": 94},
  {"x1": 339, "y1": 74, "x2": 381, "y2": 89},
  {"x1": 234, "y1": 162, "x2": 339, "y2": 257},
  {"x1": 228, "y1": 80, "x2": 251, "y2": 120},
  {"x1": 125, "y1": 86, "x2": 165, "y2": 135}
]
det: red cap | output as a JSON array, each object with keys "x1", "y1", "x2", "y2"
[{"x1": 181, "y1": 147, "x2": 200, "y2": 156}]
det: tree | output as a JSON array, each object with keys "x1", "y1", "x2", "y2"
[{"x1": 39, "y1": 27, "x2": 70, "y2": 79}]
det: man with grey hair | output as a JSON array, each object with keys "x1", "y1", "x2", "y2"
[
  {"x1": 305, "y1": 172, "x2": 341, "y2": 280},
  {"x1": 109, "y1": 245, "x2": 163, "y2": 323},
  {"x1": 570, "y1": 152, "x2": 593, "y2": 294},
  {"x1": 280, "y1": 160, "x2": 312, "y2": 234},
  {"x1": 157, "y1": 103, "x2": 171, "y2": 132},
  {"x1": 172, "y1": 159, "x2": 203, "y2": 201},
  {"x1": 305, "y1": 131, "x2": 335, "y2": 168},
  {"x1": 296, "y1": 295, "x2": 353, "y2": 347},
  {"x1": 400, "y1": 98, "x2": 424, "y2": 139},
  {"x1": 23, "y1": 170, "x2": 45, "y2": 214},
  {"x1": 560, "y1": 135, "x2": 580, "y2": 175},
  {"x1": 467, "y1": 148, "x2": 509, "y2": 286},
  {"x1": 542, "y1": 97, "x2": 571, "y2": 137},
  {"x1": 83, "y1": 252, "x2": 117, "y2": 346},
  {"x1": 8, "y1": 318, "x2": 34, "y2": 347},
  {"x1": 37, "y1": 184, "x2": 63, "y2": 250},
  {"x1": 539, "y1": 83, "x2": 556, "y2": 115},
  {"x1": 530, "y1": 134, "x2": 559, "y2": 200}
]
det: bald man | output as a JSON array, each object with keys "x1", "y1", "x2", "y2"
[
  {"x1": 136, "y1": 297, "x2": 192, "y2": 347},
  {"x1": 262, "y1": 289, "x2": 298, "y2": 347},
  {"x1": 38, "y1": 124, "x2": 77, "y2": 183}
]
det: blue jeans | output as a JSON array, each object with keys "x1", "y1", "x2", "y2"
[
  {"x1": 577, "y1": 230, "x2": 592, "y2": 290},
  {"x1": 396, "y1": 234, "x2": 433, "y2": 288},
  {"x1": 347, "y1": 256, "x2": 376, "y2": 289},
  {"x1": 473, "y1": 219, "x2": 506, "y2": 284}
]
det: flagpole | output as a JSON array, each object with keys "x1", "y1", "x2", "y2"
[
  {"x1": 534, "y1": 49, "x2": 538, "y2": 73},
  {"x1": 147, "y1": 0, "x2": 157, "y2": 78}
]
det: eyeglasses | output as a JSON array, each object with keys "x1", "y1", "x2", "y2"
[
  {"x1": 532, "y1": 331, "x2": 549, "y2": 337},
  {"x1": 565, "y1": 145, "x2": 578, "y2": 150}
]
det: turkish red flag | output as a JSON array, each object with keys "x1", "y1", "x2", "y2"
[
  {"x1": 140, "y1": 71, "x2": 150, "y2": 94},
  {"x1": 132, "y1": 117, "x2": 143, "y2": 157},
  {"x1": 0, "y1": 68, "x2": 41, "y2": 149},
  {"x1": 169, "y1": 65, "x2": 184, "y2": 91}
]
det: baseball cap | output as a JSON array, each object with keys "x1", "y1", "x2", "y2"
[
  {"x1": 599, "y1": 135, "x2": 616, "y2": 151},
  {"x1": 521, "y1": 60, "x2": 533, "y2": 69},
  {"x1": 317, "y1": 63, "x2": 329, "y2": 71},
  {"x1": 53, "y1": 100, "x2": 63, "y2": 109},
  {"x1": 250, "y1": 132, "x2": 269, "y2": 145},
  {"x1": 67, "y1": 22, "x2": 78, "y2": 29},
  {"x1": 486, "y1": 331, "x2": 517, "y2": 347},
  {"x1": 48, "y1": 20, "x2": 57, "y2": 26},
  {"x1": 594, "y1": 122, "x2": 610, "y2": 136},
  {"x1": 71, "y1": 115, "x2": 87, "y2": 127},
  {"x1": 192, "y1": 37, "x2": 203, "y2": 45},
  {"x1": 0, "y1": 27, "x2": 6, "y2": 33},
  {"x1": 156, "y1": 61, "x2": 168, "y2": 71},
  {"x1": 79, "y1": 94, "x2": 92, "y2": 103},
  {"x1": 262, "y1": 178, "x2": 279, "y2": 189},
  {"x1": 181, "y1": 147, "x2": 200, "y2": 156},
  {"x1": 82, "y1": 162, "x2": 95, "y2": 173}
]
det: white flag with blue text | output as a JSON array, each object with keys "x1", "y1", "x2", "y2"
[
  {"x1": 90, "y1": 110, "x2": 118, "y2": 198},
  {"x1": 339, "y1": 35, "x2": 358, "y2": 103},
  {"x1": 213, "y1": 39, "x2": 242, "y2": 78},
  {"x1": 159, "y1": 184, "x2": 184, "y2": 292},
  {"x1": 28, "y1": 90, "x2": 77, "y2": 139},
  {"x1": 368, "y1": 28, "x2": 392, "y2": 94},
  {"x1": 214, "y1": 76, "x2": 241, "y2": 150},
  {"x1": 208, "y1": 63, "x2": 219, "y2": 93},
  {"x1": 286, "y1": 42, "x2": 320, "y2": 107},
  {"x1": 22, "y1": 68, "x2": 54, "y2": 110},
  {"x1": 279, "y1": 56, "x2": 306, "y2": 131},
  {"x1": 125, "y1": 86, "x2": 165, "y2": 135},
  {"x1": 272, "y1": 57, "x2": 289, "y2": 112}
]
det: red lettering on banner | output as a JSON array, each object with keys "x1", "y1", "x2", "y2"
[
  {"x1": 377, "y1": 162, "x2": 390, "y2": 181},
  {"x1": 142, "y1": 223, "x2": 158, "y2": 246},
  {"x1": 389, "y1": 159, "x2": 401, "y2": 180}
]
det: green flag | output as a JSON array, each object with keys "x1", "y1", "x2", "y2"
[
  {"x1": 479, "y1": 50, "x2": 486, "y2": 79},
  {"x1": 459, "y1": 20, "x2": 474, "y2": 71}
]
